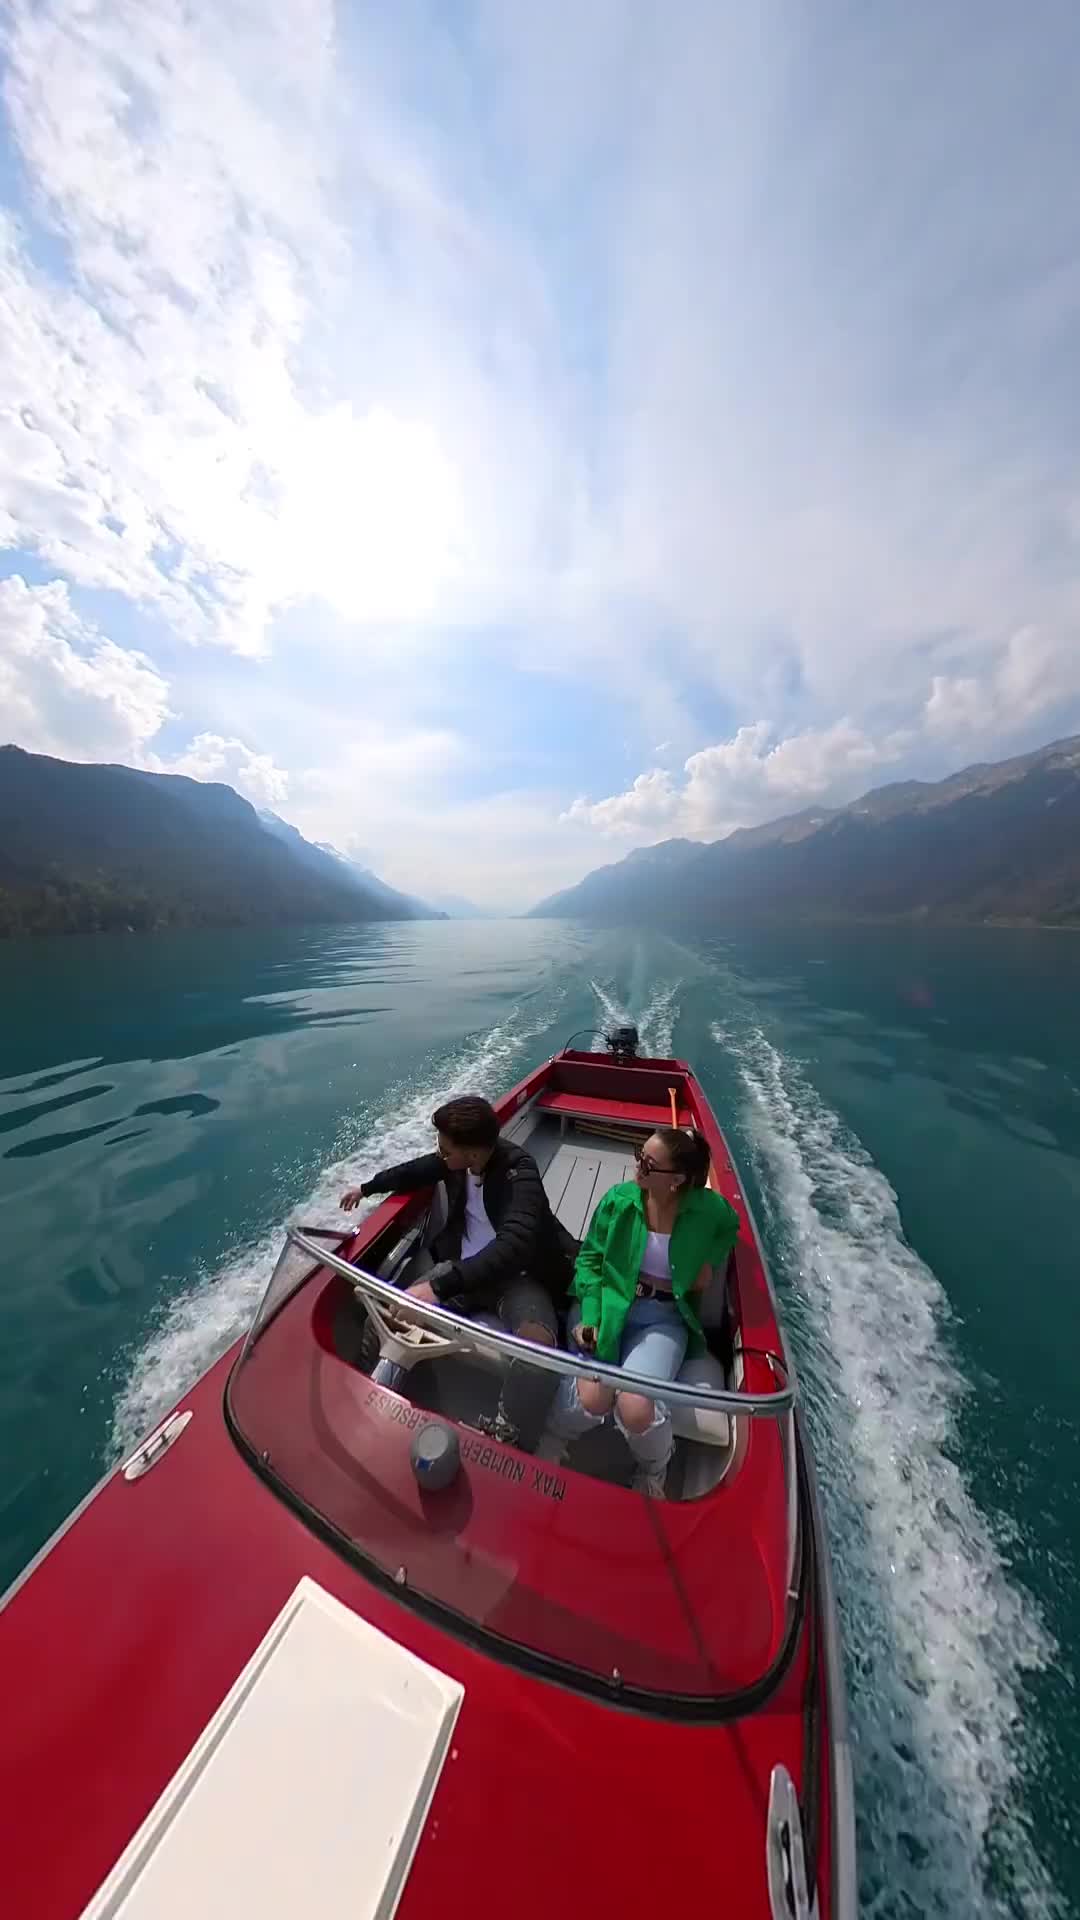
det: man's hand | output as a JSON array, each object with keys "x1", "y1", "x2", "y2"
[
  {"x1": 572, "y1": 1321, "x2": 597, "y2": 1352},
  {"x1": 339, "y1": 1186, "x2": 366, "y2": 1211},
  {"x1": 406, "y1": 1262, "x2": 457, "y2": 1306}
]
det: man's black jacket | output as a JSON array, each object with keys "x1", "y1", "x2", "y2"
[{"x1": 363, "y1": 1139, "x2": 577, "y2": 1305}]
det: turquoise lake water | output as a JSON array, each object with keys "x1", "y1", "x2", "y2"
[{"x1": 0, "y1": 918, "x2": 1077, "y2": 1916}]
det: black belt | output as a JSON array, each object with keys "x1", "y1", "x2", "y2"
[{"x1": 635, "y1": 1279, "x2": 675, "y2": 1300}]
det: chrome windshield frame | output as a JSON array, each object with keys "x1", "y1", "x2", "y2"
[{"x1": 287, "y1": 1227, "x2": 796, "y2": 1418}]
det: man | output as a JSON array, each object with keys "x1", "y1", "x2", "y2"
[{"x1": 340, "y1": 1095, "x2": 576, "y2": 1447}]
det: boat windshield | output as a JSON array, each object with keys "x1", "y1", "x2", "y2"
[{"x1": 227, "y1": 1231, "x2": 801, "y2": 1707}]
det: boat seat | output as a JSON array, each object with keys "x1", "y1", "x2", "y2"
[
  {"x1": 670, "y1": 1351, "x2": 731, "y2": 1447},
  {"x1": 534, "y1": 1090, "x2": 693, "y2": 1127},
  {"x1": 387, "y1": 1184, "x2": 508, "y2": 1375},
  {"x1": 379, "y1": 1145, "x2": 735, "y2": 1444}
]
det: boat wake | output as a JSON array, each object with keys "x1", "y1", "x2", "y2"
[
  {"x1": 590, "y1": 978, "x2": 680, "y2": 1059},
  {"x1": 637, "y1": 982, "x2": 679, "y2": 1057},
  {"x1": 113, "y1": 965, "x2": 683, "y2": 1460},
  {"x1": 720, "y1": 1022, "x2": 1060, "y2": 1919},
  {"x1": 109, "y1": 997, "x2": 563, "y2": 1461},
  {"x1": 588, "y1": 977, "x2": 630, "y2": 1031}
]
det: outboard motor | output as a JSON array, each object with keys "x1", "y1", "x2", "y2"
[{"x1": 605, "y1": 1025, "x2": 640, "y2": 1059}]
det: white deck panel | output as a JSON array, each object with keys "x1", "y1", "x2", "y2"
[
  {"x1": 536, "y1": 1130, "x2": 636, "y2": 1239},
  {"x1": 80, "y1": 1576, "x2": 464, "y2": 1920},
  {"x1": 542, "y1": 1144, "x2": 577, "y2": 1213},
  {"x1": 557, "y1": 1153, "x2": 602, "y2": 1237}
]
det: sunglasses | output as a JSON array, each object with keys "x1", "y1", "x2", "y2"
[{"x1": 634, "y1": 1148, "x2": 675, "y2": 1177}]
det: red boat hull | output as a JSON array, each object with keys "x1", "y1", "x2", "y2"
[{"x1": 0, "y1": 1047, "x2": 854, "y2": 1919}]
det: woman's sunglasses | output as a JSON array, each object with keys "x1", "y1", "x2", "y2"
[{"x1": 634, "y1": 1148, "x2": 674, "y2": 1177}]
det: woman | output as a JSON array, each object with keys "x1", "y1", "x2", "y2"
[{"x1": 541, "y1": 1127, "x2": 740, "y2": 1496}]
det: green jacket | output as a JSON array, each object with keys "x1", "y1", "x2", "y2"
[{"x1": 572, "y1": 1181, "x2": 741, "y2": 1363}]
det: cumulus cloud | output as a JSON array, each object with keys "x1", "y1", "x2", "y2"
[
  {"x1": 0, "y1": 4, "x2": 446, "y2": 650},
  {"x1": 0, "y1": 574, "x2": 290, "y2": 813},
  {"x1": 563, "y1": 769, "x2": 680, "y2": 836},
  {"x1": 925, "y1": 626, "x2": 1080, "y2": 745},
  {"x1": 0, "y1": 574, "x2": 171, "y2": 762},
  {"x1": 565, "y1": 720, "x2": 905, "y2": 842},
  {"x1": 0, "y1": 2, "x2": 331, "y2": 650},
  {"x1": 150, "y1": 735, "x2": 290, "y2": 811},
  {"x1": 0, "y1": 0, "x2": 588, "y2": 657}
]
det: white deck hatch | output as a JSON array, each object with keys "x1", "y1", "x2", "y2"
[{"x1": 80, "y1": 1576, "x2": 465, "y2": 1920}]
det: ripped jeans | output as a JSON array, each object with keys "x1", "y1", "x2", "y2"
[{"x1": 548, "y1": 1297, "x2": 689, "y2": 1470}]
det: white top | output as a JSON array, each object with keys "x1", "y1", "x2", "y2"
[
  {"x1": 640, "y1": 1230, "x2": 672, "y2": 1286},
  {"x1": 460, "y1": 1169, "x2": 495, "y2": 1259},
  {"x1": 79, "y1": 1577, "x2": 464, "y2": 1920}
]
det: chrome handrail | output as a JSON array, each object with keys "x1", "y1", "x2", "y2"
[{"x1": 290, "y1": 1228, "x2": 797, "y2": 1419}]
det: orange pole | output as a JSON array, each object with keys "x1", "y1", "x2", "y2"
[{"x1": 668, "y1": 1086, "x2": 679, "y2": 1127}]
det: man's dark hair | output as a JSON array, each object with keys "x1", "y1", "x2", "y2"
[{"x1": 431, "y1": 1095, "x2": 500, "y2": 1149}]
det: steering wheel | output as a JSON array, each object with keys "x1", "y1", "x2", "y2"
[{"x1": 353, "y1": 1281, "x2": 471, "y2": 1374}]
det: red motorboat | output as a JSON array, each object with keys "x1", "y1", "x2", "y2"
[{"x1": 0, "y1": 1034, "x2": 855, "y2": 1920}]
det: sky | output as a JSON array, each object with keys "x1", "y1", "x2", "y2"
[{"x1": 2, "y1": 1, "x2": 1080, "y2": 911}]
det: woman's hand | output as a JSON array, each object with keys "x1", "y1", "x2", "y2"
[
  {"x1": 339, "y1": 1186, "x2": 366, "y2": 1211},
  {"x1": 572, "y1": 1321, "x2": 597, "y2": 1352},
  {"x1": 692, "y1": 1262, "x2": 712, "y2": 1294}
]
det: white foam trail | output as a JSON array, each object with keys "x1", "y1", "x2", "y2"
[
  {"x1": 589, "y1": 978, "x2": 629, "y2": 1031},
  {"x1": 718, "y1": 1022, "x2": 1060, "y2": 1919},
  {"x1": 591, "y1": 977, "x2": 680, "y2": 1057},
  {"x1": 637, "y1": 982, "x2": 679, "y2": 1057},
  {"x1": 109, "y1": 1001, "x2": 561, "y2": 1459}
]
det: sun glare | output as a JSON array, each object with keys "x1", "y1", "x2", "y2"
[{"x1": 276, "y1": 404, "x2": 463, "y2": 623}]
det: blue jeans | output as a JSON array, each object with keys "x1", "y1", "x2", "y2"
[{"x1": 548, "y1": 1298, "x2": 689, "y2": 1469}]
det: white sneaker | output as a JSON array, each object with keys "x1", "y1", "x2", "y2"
[
  {"x1": 631, "y1": 1463, "x2": 668, "y2": 1499},
  {"x1": 533, "y1": 1431, "x2": 568, "y2": 1464}
]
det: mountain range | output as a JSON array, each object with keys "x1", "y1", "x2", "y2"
[
  {"x1": 0, "y1": 746, "x2": 443, "y2": 938},
  {"x1": 530, "y1": 736, "x2": 1080, "y2": 929},
  {"x1": 255, "y1": 811, "x2": 433, "y2": 920},
  {"x1": 424, "y1": 892, "x2": 502, "y2": 919}
]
